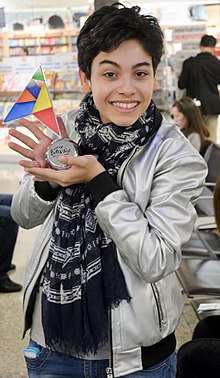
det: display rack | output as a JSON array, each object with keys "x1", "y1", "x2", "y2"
[{"x1": 0, "y1": 29, "x2": 79, "y2": 57}]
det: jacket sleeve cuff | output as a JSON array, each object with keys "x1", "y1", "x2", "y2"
[
  {"x1": 34, "y1": 181, "x2": 61, "y2": 201},
  {"x1": 87, "y1": 171, "x2": 120, "y2": 206}
]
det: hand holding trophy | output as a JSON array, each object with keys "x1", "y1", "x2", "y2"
[
  {"x1": 5, "y1": 65, "x2": 104, "y2": 187},
  {"x1": 4, "y1": 65, "x2": 79, "y2": 171}
]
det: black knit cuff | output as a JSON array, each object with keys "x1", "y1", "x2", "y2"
[
  {"x1": 35, "y1": 181, "x2": 61, "y2": 201},
  {"x1": 87, "y1": 171, "x2": 120, "y2": 206}
]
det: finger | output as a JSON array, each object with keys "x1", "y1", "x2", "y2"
[
  {"x1": 18, "y1": 117, "x2": 42, "y2": 128},
  {"x1": 9, "y1": 128, "x2": 37, "y2": 150},
  {"x1": 57, "y1": 116, "x2": 68, "y2": 139},
  {"x1": 25, "y1": 167, "x2": 72, "y2": 187},
  {"x1": 18, "y1": 118, "x2": 50, "y2": 142},
  {"x1": 59, "y1": 155, "x2": 80, "y2": 166},
  {"x1": 8, "y1": 141, "x2": 35, "y2": 160},
  {"x1": 19, "y1": 160, "x2": 40, "y2": 168},
  {"x1": 33, "y1": 177, "x2": 47, "y2": 182},
  {"x1": 25, "y1": 167, "x2": 58, "y2": 181}
]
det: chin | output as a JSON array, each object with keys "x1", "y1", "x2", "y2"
[{"x1": 114, "y1": 117, "x2": 139, "y2": 127}]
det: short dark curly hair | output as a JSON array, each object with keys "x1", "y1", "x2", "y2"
[
  {"x1": 200, "y1": 34, "x2": 217, "y2": 48},
  {"x1": 77, "y1": 2, "x2": 164, "y2": 79}
]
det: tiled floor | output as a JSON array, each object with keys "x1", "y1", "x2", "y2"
[{"x1": 0, "y1": 155, "x2": 199, "y2": 377}]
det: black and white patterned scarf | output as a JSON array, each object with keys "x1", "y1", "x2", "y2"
[{"x1": 42, "y1": 93, "x2": 161, "y2": 356}]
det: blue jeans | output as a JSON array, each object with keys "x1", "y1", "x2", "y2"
[{"x1": 25, "y1": 339, "x2": 176, "y2": 378}]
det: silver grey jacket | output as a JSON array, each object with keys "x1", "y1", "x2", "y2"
[{"x1": 11, "y1": 111, "x2": 207, "y2": 377}]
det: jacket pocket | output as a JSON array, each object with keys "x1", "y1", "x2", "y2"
[{"x1": 151, "y1": 283, "x2": 166, "y2": 331}]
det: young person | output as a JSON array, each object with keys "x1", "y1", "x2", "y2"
[
  {"x1": 8, "y1": 3, "x2": 207, "y2": 377},
  {"x1": 171, "y1": 97, "x2": 210, "y2": 156}
]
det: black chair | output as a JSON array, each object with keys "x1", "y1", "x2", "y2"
[
  {"x1": 204, "y1": 143, "x2": 220, "y2": 187},
  {"x1": 177, "y1": 168, "x2": 220, "y2": 297},
  {"x1": 191, "y1": 298, "x2": 220, "y2": 320},
  {"x1": 176, "y1": 258, "x2": 220, "y2": 297},
  {"x1": 196, "y1": 143, "x2": 220, "y2": 216},
  {"x1": 182, "y1": 216, "x2": 220, "y2": 259}
]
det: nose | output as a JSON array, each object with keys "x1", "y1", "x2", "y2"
[{"x1": 117, "y1": 77, "x2": 136, "y2": 96}]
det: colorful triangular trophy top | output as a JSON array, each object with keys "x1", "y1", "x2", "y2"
[{"x1": 3, "y1": 65, "x2": 61, "y2": 137}]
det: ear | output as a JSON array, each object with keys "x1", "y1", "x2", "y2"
[
  {"x1": 78, "y1": 69, "x2": 91, "y2": 93},
  {"x1": 153, "y1": 76, "x2": 158, "y2": 91}
]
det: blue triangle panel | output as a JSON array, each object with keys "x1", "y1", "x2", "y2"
[
  {"x1": 4, "y1": 101, "x2": 36, "y2": 123},
  {"x1": 26, "y1": 79, "x2": 41, "y2": 98}
]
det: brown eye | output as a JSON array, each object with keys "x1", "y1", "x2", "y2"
[
  {"x1": 104, "y1": 72, "x2": 116, "y2": 78},
  {"x1": 135, "y1": 71, "x2": 148, "y2": 78}
]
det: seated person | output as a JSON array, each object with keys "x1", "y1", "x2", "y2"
[
  {"x1": 171, "y1": 97, "x2": 210, "y2": 156},
  {"x1": 0, "y1": 194, "x2": 22, "y2": 292}
]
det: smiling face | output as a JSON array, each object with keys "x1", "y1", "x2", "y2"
[{"x1": 79, "y1": 39, "x2": 157, "y2": 126}]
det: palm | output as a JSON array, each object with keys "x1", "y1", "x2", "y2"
[{"x1": 8, "y1": 116, "x2": 67, "y2": 168}]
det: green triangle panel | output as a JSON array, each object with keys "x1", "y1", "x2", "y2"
[
  {"x1": 32, "y1": 66, "x2": 44, "y2": 82},
  {"x1": 4, "y1": 101, "x2": 36, "y2": 123}
]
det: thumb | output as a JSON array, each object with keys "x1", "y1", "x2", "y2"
[{"x1": 57, "y1": 116, "x2": 68, "y2": 139}]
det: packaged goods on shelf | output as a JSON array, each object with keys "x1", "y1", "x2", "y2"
[
  {"x1": 45, "y1": 70, "x2": 56, "y2": 88},
  {"x1": 0, "y1": 29, "x2": 79, "y2": 58},
  {"x1": 54, "y1": 71, "x2": 80, "y2": 91}
]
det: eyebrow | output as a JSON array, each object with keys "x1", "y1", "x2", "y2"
[{"x1": 99, "y1": 60, "x2": 151, "y2": 69}]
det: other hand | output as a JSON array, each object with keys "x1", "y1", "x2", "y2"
[{"x1": 24, "y1": 154, "x2": 105, "y2": 186}]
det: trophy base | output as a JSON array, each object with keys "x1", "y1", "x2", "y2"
[{"x1": 46, "y1": 138, "x2": 79, "y2": 170}]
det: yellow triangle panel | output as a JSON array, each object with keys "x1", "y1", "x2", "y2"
[
  {"x1": 33, "y1": 83, "x2": 52, "y2": 113},
  {"x1": 33, "y1": 108, "x2": 60, "y2": 136}
]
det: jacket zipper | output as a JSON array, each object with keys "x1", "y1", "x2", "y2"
[
  {"x1": 120, "y1": 146, "x2": 140, "y2": 187},
  {"x1": 23, "y1": 204, "x2": 57, "y2": 327},
  {"x1": 120, "y1": 134, "x2": 155, "y2": 188},
  {"x1": 106, "y1": 308, "x2": 114, "y2": 378},
  {"x1": 23, "y1": 235, "x2": 51, "y2": 304},
  {"x1": 23, "y1": 235, "x2": 51, "y2": 337},
  {"x1": 151, "y1": 283, "x2": 164, "y2": 330}
]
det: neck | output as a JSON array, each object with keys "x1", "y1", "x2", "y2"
[{"x1": 200, "y1": 46, "x2": 215, "y2": 55}]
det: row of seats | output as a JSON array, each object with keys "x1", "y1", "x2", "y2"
[{"x1": 176, "y1": 143, "x2": 220, "y2": 377}]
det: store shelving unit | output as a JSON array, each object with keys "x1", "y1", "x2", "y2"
[
  {"x1": 0, "y1": 29, "x2": 79, "y2": 57},
  {"x1": 0, "y1": 33, "x2": 8, "y2": 60}
]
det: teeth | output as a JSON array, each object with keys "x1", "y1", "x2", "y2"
[{"x1": 113, "y1": 102, "x2": 138, "y2": 109}]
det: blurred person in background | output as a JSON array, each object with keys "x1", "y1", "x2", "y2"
[
  {"x1": 178, "y1": 34, "x2": 220, "y2": 143},
  {"x1": 214, "y1": 175, "x2": 220, "y2": 234},
  {"x1": 171, "y1": 96, "x2": 210, "y2": 156},
  {"x1": 0, "y1": 194, "x2": 22, "y2": 293},
  {"x1": 19, "y1": 47, "x2": 29, "y2": 56}
]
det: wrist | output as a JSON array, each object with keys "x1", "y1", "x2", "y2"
[{"x1": 86, "y1": 166, "x2": 106, "y2": 183}]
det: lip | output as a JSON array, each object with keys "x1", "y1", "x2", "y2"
[{"x1": 110, "y1": 101, "x2": 140, "y2": 113}]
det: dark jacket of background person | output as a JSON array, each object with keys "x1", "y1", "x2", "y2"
[{"x1": 178, "y1": 42, "x2": 220, "y2": 116}]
